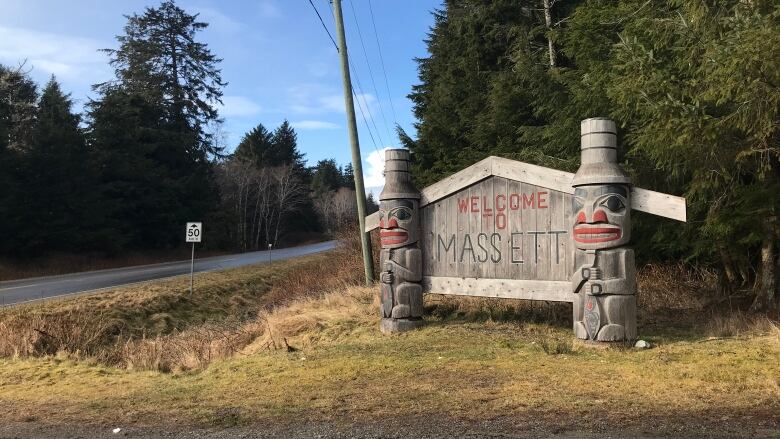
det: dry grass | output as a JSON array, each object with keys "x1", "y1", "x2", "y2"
[
  {"x1": 1, "y1": 234, "x2": 779, "y2": 429},
  {"x1": 0, "y1": 242, "x2": 361, "y2": 371},
  {"x1": 637, "y1": 263, "x2": 717, "y2": 312},
  {"x1": 242, "y1": 285, "x2": 378, "y2": 354},
  {"x1": 0, "y1": 283, "x2": 777, "y2": 429},
  {"x1": 706, "y1": 311, "x2": 780, "y2": 338}
]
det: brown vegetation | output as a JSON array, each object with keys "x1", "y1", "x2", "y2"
[
  {"x1": 1, "y1": 227, "x2": 777, "y2": 376},
  {"x1": 0, "y1": 232, "x2": 778, "y2": 432}
]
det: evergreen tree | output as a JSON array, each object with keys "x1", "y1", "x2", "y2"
[
  {"x1": 0, "y1": 65, "x2": 38, "y2": 255},
  {"x1": 607, "y1": 0, "x2": 780, "y2": 309},
  {"x1": 0, "y1": 64, "x2": 38, "y2": 152},
  {"x1": 89, "y1": 0, "x2": 224, "y2": 251},
  {"x1": 310, "y1": 159, "x2": 343, "y2": 196},
  {"x1": 14, "y1": 77, "x2": 94, "y2": 254},
  {"x1": 88, "y1": 89, "x2": 200, "y2": 252},
  {"x1": 235, "y1": 121, "x2": 307, "y2": 171},
  {"x1": 408, "y1": 0, "x2": 779, "y2": 308},
  {"x1": 234, "y1": 123, "x2": 275, "y2": 166},
  {"x1": 98, "y1": 0, "x2": 226, "y2": 156},
  {"x1": 365, "y1": 192, "x2": 379, "y2": 214},
  {"x1": 406, "y1": 0, "x2": 568, "y2": 186},
  {"x1": 272, "y1": 120, "x2": 306, "y2": 171},
  {"x1": 341, "y1": 163, "x2": 355, "y2": 189}
]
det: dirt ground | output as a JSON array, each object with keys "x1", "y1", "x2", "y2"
[{"x1": 1, "y1": 416, "x2": 778, "y2": 439}]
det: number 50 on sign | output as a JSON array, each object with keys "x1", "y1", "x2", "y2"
[{"x1": 186, "y1": 222, "x2": 202, "y2": 243}]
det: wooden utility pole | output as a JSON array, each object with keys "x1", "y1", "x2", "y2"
[{"x1": 332, "y1": 0, "x2": 375, "y2": 284}]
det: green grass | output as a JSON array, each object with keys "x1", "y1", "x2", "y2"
[{"x1": 0, "y1": 285, "x2": 777, "y2": 429}]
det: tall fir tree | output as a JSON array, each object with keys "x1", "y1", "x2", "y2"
[
  {"x1": 0, "y1": 64, "x2": 38, "y2": 152},
  {"x1": 272, "y1": 120, "x2": 306, "y2": 172},
  {"x1": 90, "y1": 0, "x2": 224, "y2": 251},
  {"x1": 310, "y1": 159, "x2": 343, "y2": 196},
  {"x1": 607, "y1": 0, "x2": 780, "y2": 309},
  {"x1": 98, "y1": 0, "x2": 226, "y2": 156},
  {"x1": 14, "y1": 77, "x2": 93, "y2": 254},
  {"x1": 88, "y1": 89, "x2": 186, "y2": 251},
  {"x1": 234, "y1": 123, "x2": 275, "y2": 166},
  {"x1": 341, "y1": 163, "x2": 355, "y2": 189},
  {"x1": 405, "y1": 0, "x2": 560, "y2": 186},
  {"x1": 0, "y1": 65, "x2": 38, "y2": 255}
]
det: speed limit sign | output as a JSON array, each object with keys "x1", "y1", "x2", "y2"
[{"x1": 186, "y1": 222, "x2": 202, "y2": 243}]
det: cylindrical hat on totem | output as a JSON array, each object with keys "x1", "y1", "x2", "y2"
[
  {"x1": 572, "y1": 118, "x2": 631, "y2": 187},
  {"x1": 379, "y1": 149, "x2": 420, "y2": 200}
]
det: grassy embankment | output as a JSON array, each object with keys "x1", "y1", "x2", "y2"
[{"x1": 0, "y1": 236, "x2": 778, "y2": 431}]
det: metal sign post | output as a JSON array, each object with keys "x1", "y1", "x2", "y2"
[{"x1": 186, "y1": 222, "x2": 202, "y2": 294}]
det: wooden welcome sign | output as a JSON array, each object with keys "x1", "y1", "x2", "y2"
[{"x1": 365, "y1": 118, "x2": 686, "y2": 341}]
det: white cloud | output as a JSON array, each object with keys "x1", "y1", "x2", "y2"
[
  {"x1": 219, "y1": 96, "x2": 263, "y2": 117},
  {"x1": 194, "y1": 7, "x2": 245, "y2": 34},
  {"x1": 307, "y1": 61, "x2": 331, "y2": 78},
  {"x1": 0, "y1": 26, "x2": 108, "y2": 83},
  {"x1": 291, "y1": 120, "x2": 339, "y2": 130},
  {"x1": 258, "y1": 1, "x2": 282, "y2": 18},
  {"x1": 364, "y1": 147, "x2": 390, "y2": 189},
  {"x1": 287, "y1": 84, "x2": 342, "y2": 114},
  {"x1": 287, "y1": 84, "x2": 378, "y2": 124}
]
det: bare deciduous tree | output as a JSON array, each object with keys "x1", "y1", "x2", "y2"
[
  {"x1": 313, "y1": 187, "x2": 357, "y2": 234},
  {"x1": 217, "y1": 159, "x2": 307, "y2": 251}
]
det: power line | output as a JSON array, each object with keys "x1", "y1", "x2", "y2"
[
  {"x1": 346, "y1": 0, "x2": 394, "y2": 146},
  {"x1": 368, "y1": 0, "x2": 398, "y2": 126},
  {"x1": 323, "y1": 0, "x2": 335, "y2": 21},
  {"x1": 311, "y1": 0, "x2": 382, "y2": 153},
  {"x1": 349, "y1": 60, "x2": 386, "y2": 148},
  {"x1": 307, "y1": 0, "x2": 339, "y2": 52},
  {"x1": 351, "y1": 84, "x2": 379, "y2": 152}
]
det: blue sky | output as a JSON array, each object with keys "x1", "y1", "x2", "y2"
[{"x1": 0, "y1": 0, "x2": 441, "y2": 193}]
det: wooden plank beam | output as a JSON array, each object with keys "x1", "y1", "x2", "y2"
[
  {"x1": 365, "y1": 211, "x2": 379, "y2": 232},
  {"x1": 422, "y1": 276, "x2": 574, "y2": 303},
  {"x1": 491, "y1": 156, "x2": 574, "y2": 194},
  {"x1": 365, "y1": 156, "x2": 687, "y2": 231},
  {"x1": 419, "y1": 156, "x2": 493, "y2": 206},
  {"x1": 631, "y1": 187, "x2": 687, "y2": 222}
]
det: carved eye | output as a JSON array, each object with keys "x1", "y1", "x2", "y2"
[
  {"x1": 394, "y1": 208, "x2": 411, "y2": 221},
  {"x1": 600, "y1": 196, "x2": 625, "y2": 212}
]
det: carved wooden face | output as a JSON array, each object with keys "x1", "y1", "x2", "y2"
[
  {"x1": 379, "y1": 199, "x2": 419, "y2": 248},
  {"x1": 572, "y1": 185, "x2": 631, "y2": 249}
]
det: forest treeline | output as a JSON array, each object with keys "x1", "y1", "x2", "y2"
[
  {"x1": 402, "y1": 0, "x2": 778, "y2": 310},
  {"x1": 0, "y1": 1, "x2": 375, "y2": 260}
]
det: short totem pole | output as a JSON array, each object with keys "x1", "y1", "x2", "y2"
[
  {"x1": 571, "y1": 118, "x2": 637, "y2": 342},
  {"x1": 378, "y1": 149, "x2": 425, "y2": 334}
]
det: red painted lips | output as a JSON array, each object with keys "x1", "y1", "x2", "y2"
[
  {"x1": 380, "y1": 230, "x2": 408, "y2": 245},
  {"x1": 573, "y1": 226, "x2": 622, "y2": 243}
]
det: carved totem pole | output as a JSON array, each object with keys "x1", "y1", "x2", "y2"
[
  {"x1": 571, "y1": 118, "x2": 637, "y2": 342},
  {"x1": 378, "y1": 149, "x2": 424, "y2": 334}
]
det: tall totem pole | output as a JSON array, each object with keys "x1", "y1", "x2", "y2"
[
  {"x1": 571, "y1": 118, "x2": 637, "y2": 342},
  {"x1": 378, "y1": 149, "x2": 424, "y2": 334}
]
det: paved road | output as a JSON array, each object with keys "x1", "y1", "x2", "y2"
[{"x1": 0, "y1": 240, "x2": 338, "y2": 306}]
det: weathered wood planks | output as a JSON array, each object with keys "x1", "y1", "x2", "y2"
[
  {"x1": 366, "y1": 156, "x2": 686, "y2": 232},
  {"x1": 422, "y1": 276, "x2": 574, "y2": 302}
]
